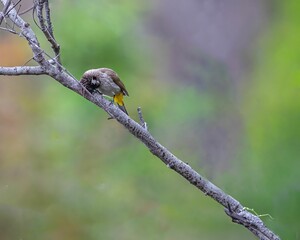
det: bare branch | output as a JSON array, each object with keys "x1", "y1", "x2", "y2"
[
  {"x1": 35, "y1": 0, "x2": 61, "y2": 66},
  {"x1": 137, "y1": 106, "x2": 148, "y2": 130},
  {"x1": 0, "y1": 0, "x2": 10, "y2": 24},
  {"x1": 0, "y1": 1, "x2": 281, "y2": 240},
  {"x1": 1, "y1": 0, "x2": 48, "y2": 66},
  {"x1": 0, "y1": 25, "x2": 17, "y2": 33},
  {"x1": 44, "y1": 0, "x2": 53, "y2": 37},
  {"x1": 19, "y1": 4, "x2": 35, "y2": 16},
  {"x1": 0, "y1": 0, "x2": 21, "y2": 25},
  {"x1": 0, "y1": 66, "x2": 46, "y2": 75}
]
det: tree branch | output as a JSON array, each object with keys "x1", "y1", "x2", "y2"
[
  {"x1": 0, "y1": 0, "x2": 10, "y2": 25},
  {"x1": 1, "y1": 0, "x2": 48, "y2": 67},
  {"x1": 0, "y1": 1, "x2": 280, "y2": 239},
  {"x1": 137, "y1": 106, "x2": 148, "y2": 130},
  {"x1": 0, "y1": 66, "x2": 46, "y2": 75},
  {"x1": 35, "y1": 0, "x2": 61, "y2": 66}
]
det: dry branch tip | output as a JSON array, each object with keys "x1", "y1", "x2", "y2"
[{"x1": 137, "y1": 107, "x2": 148, "y2": 130}]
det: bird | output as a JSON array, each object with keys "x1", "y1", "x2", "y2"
[{"x1": 80, "y1": 68, "x2": 129, "y2": 115}]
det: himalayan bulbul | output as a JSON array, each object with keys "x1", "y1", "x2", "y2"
[{"x1": 80, "y1": 68, "x2": 129, "y2": 115}]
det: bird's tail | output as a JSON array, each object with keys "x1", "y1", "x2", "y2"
[
  {"x1": 117, "y1": 104, "x2": 128, "y2": 115},
  {"x1": 114, "y1": 93, "x2": 128, "y2": 115}
]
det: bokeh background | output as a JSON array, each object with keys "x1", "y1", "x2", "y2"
[{"x1": 0, "y1": 0, "x2": 299, "y2": 239}]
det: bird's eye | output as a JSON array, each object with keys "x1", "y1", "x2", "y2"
[{"x1": 91, "y1": 76, "x2": 100, "y2": 87}]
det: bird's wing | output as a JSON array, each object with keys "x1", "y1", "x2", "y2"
[
  {"x1": 111, "y1": 74, "x2": 129, "y2": 96},
  {"x1": 101, "y1": 68, "x2": 129, "y2": 96}
]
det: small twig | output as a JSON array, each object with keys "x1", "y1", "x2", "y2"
[
  {"x1": 44, "y1": 0, "x2": 61, "y2": 67},
  {"x1": 32, "y1": 2, "x2": 40, "y2": 30},
  {"x1": 22, "y1": 55, "x2": 36, "y2": 66},
  {"x1": 36, "y1": 1, "x2": 46, "y2": 33},
  {"x1": 0, "y1": 25, "x2": 17, "y2": 33},
  {"x1": 11, "y1": 2, "x2": 22, "y2": 31},
  {"x1": 5, "y1": 0, "x2": 21, "y2": 18},
  {"x1": 137, "y1": 107, "x2": 148, "y2": 130},
  {"x1": 44, "y1": 0, "x2": 60, "y2": 63},
  {"x1": 0, "y1": 0, "x2": 22, "y2": 26},
  {"x1": 35, "y1": 0, "x2": 61, "y2": 68},
  {"x1": 0, "y1": 0, "x2": 10, "y2": 24},
  {"x1": 19, "y1": 4, "x2": 35, "y2": 16},
  {"x1": 1, "y1": 0, "x2": 48, "y2": 66}
]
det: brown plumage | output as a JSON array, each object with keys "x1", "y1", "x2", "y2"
[
  {"x1": 100, "y1": 68, "x2": 129, "y2": 96},
  {"x1": 80, "y1": 68, "x2": 129, "y2": 115}
]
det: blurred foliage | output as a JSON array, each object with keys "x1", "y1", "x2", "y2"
[
  {"x1": 227, "y1": 0, "x2": 300, "y2": 239},
  {"x1": 0, "y1": 0, "x2": 299, "y2": 239},
  {"x1": 52, "y1": 0, "x2": 144, "y2": 76}
]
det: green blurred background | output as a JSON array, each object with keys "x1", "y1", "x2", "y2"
[{"x1": 0, "y1": 0, "x2": 299, "y2": 239}]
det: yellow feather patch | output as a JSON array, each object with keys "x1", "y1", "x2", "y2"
[{"x1": 114, "y1": 92, "x2": 124, "y2": 106}]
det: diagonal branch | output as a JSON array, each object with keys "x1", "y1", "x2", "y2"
[
  {"x1": 0, "y1": 1, "x2": 281, "y2": 240},
  {"x1": 35, "y1": 0, "x2": 61, "y2": 66}
]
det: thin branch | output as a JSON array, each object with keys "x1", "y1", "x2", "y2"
[
  {"x1": 1, "y1": 0, "x2": 48, "y2": 67},
  {"x1": 0, "y1": 0, "x2": 10, "y2": 24},
  {"x1": 44, "y1": 0, "x2": 61, "y2": 66},
  {"x1": 44, "y1": 0, "x2": 53, "y2": 37},
  {"x1": 7, "y1": 0, "x2": 21, "y2": 14},
  {"x1": 35, "y1": 0, "x2": 61, "y2": 67},
  {"x1": 12, "y1": 1, "x2": 22, "y2": 31},
  {"x1": 0, "y1": 0, "x2": 21, "y2": 25},
  {"x1": 0, "y1": 1, "x2": 281, "y2": 240},
  {"x1": 137, "y1": 106, "x2": 148, "y2": 130},
  {"x1": 0, "y1": 25, "x2": 17, "y2": 33},
  {"x1": 19, "y1": 4, "x2": 35, "y2": 15},
  {"x1": 0, "y1": 66, "x2": 46, "y2": 75},
  {"x1": 0, "y1": 0, "x2": 22, "y2": 29}
]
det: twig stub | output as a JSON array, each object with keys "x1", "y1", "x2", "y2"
[{"x1": 137, "y1": 106, "x2": 148, "y2": 130}]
